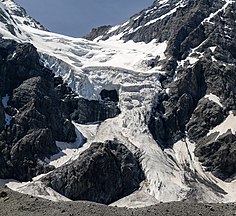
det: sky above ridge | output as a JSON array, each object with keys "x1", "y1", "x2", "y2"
[{"x1": 14, "y1": 0, "x2": 154, "y2": 38}]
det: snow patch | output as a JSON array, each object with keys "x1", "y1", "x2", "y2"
[
  {"x1": 179, "y1": 56, "x2": 198, "y2": 67},
  {"x1": 205, "y1": 93, "x2": 223, "y2": 107},
  {"x1": 209, "y1": 46, "x2": 217, "y2": 52},
  {"x1": 0, "y1": 179, "x2": 71, "y2": 202},
  {"x1": 202, "y1": 0, "x2": 235, "y2": 24},
  {"x1": 107, "y1": 25, "x2": 120, "y2": 34},
  {"x1": 207, "y1": 111, "x2": 236, "y2": 139},
  {"x1": 144, "y1": 1, "x2": 187, "y2": 27},
  {"x1": 44, "y1": 122, "x2": 99, "y2": 168},
  {"x1": 158, "y1": 0, "x2": 169, "y2": 5}
]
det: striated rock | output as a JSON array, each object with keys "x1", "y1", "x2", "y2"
[
  {"x1": 0, "y1": 38, "x2": 122, "y2": 181},
  {"x1": 9, "y1": 128, "x2": 56, "y2": 181},
  {"x1": 62, "y1": 95, "x2": 121, "y2": 125},
  {"x1": 42, "y1": 140, "x2": 144, "y2": 204},
  {"x1": 135, "y1": 0, "x2": 236, "y2": 180},
  {"x1": 54, "y1": 80, "x2": 121, "y2": 124},
  {"x1": 11, "y1": 76, "x2": 76, "y2": 143}
]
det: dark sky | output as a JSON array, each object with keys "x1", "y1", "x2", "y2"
[{"x1": 14, "y1": 0, "x2": 154, "y2": 37}]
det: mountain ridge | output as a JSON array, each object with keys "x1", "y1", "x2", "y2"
[{"x1": 0, "y1": 0, "x2": 236, "y2": 208}]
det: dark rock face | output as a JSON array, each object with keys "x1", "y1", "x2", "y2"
[
  {"x1": 148, "y1": 62, "x2": 206, "y2": 148},
  {"x1": 83, "y1": 25, "x2": 111, "y2": 41},
  {"x1": 195, "y1": 131, "x2": 236, "y2": 181},
  {"x1": 0, "y1": 39, "x2": 77, "y2": 181},
  {"x1": 11, "y1": 77, "x2": 76, "y2": 143},
  {"x1": 53, "y1": 79, "x2": 121, "y2": 124},
  {"x1": 96, "y1": 0, "x2": 222, "y2": 59},
  {"x1": 42, "y1": 140, "x2": 144, "y2": 204},
  {"x1": 70, "y1": 98, "x2": 121, "y2": 124},
  {"x1": 0, "y1": 39, "x2": 122, "y2": 181},
  {"x1": 187, "y1": 98, "x2": 224, "y2": 142}
]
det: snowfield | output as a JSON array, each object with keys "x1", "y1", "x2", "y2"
[{"x1": 1, "y1": 0, "x2": 236, "y2": 208}]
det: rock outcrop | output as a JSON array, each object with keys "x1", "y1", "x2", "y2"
[
  {"x1": 0, "y1": 39, "x2": 121, "y2": 181},
  {"x1": 0, "y1": 39, "x2": 77, "y2": 181},
  {"x1": 195, "y1": 131, "x2": 236, "y2": 181},
  {"x1": 42, "y1": 140, "x2": 144, "y2": 204},
  {"x1": 84, "y1": 25, "x2": 112, "y2": 41}
]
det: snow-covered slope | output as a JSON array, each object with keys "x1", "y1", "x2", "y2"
[{"x1": 1, "y1": 0, "x2": 236, "y2": 207}]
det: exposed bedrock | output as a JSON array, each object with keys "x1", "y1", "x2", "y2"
[
  {"x1": 57, "y1": 90, "x2": 120, "y2": 124},
  {"x1": 186, "y1": 98, "x2": 224, "y2": 141},
  {"x1": 100, "y1": 89, "x2": 119, "y2": 103},
  {"x1": 0, "y1": 39, "x2": 118, "y2": 182},
  {"x1": 143, "y1": 0, "x2": 236, "y2": 180},
  {"x1": 0, "y1": 39, "x2": 122, "y2": 181},
  {"x1": 195, "y1": 131, "x2": 236, "y2": 181},
  {"x1": 42, "y1": 140, "x2": 145, "y2": 204},
  {"x1": 148, "y1": 56, "x2": 236, "y2": 179},
  {"x1": 0, "y1": 39, "x2": 77, "y2": 181},
  {"x1": 148, "y1": 61, "x2": 206, "y2": 148},
  {"x1": 70, "y1": 98, "x2": 121, "y2": 124},
  {"x1": 83, "y1": 25, "x2": 112, "y2": 41}
]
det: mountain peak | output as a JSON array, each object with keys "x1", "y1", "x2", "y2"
[
  {"x1": 1, "y1": 0, "x2": 236, "y2": 208},
  {"x1": 1, "y1": 0, "x2": 46, "y2": 32}
]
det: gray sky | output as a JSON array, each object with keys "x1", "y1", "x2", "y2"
[{"x1": 14, "y1": 0, "x2": 154, "y2": 37}]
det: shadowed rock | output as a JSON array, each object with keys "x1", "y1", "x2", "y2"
[
  {"x1": 42, "y1": 140, "x2": 144, "y2": 204},
  {"x1": 0, "y1": 39, "x2": 78, "y2": 181}
]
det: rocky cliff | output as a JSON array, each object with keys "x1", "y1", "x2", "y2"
[
  {"x1": 0, "y1": 0, "x2": 236, "y2": 207},
  {"x1": 0, "y1": 39, "x2": 121, "y2": 182},
  {"x1": 90, "y1": 0, "x2": 236, "y2": 181}
]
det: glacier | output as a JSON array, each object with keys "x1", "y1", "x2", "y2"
[{"x1": 1, "y1": 0, "x2": 236, "y2": 208}]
